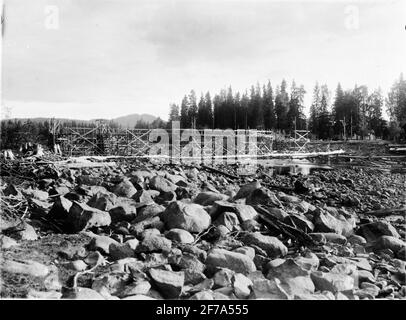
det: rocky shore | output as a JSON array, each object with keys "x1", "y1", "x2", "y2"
[{"x1": 1, "y1": 157, "x2": 405, "y2": 300}]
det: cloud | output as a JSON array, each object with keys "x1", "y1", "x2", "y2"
[{"x1": 1, "y1": 0, "x2": 405, "y2": 120}]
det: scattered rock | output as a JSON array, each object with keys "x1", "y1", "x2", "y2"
[
  {"x1": 84, "y1": 251, "x2": 105, "y2": 267},
  {"x1": 373, "y1": 236, "x2": 406, "y2": 253},
  {"x1": 266, "y1": 207, "x2": 289, "y2": 220},
  {"x1": 359, "y1": 221, "x2": 400, "y2": 242},
  {"x1": 215, "y1": 212, "x2": 240, "y2": 231},
  {"x1": 149, "y1": 176, "x2": 177, "y2": 193},
  {"x1": 233, "y1": 246, "x2": 255, "y2": 260},
  {"x1": 136, "y1": 234, "x2": 172, "y2": 253},
  {"x1": 64, "y1": 287, "x2": 106, "y2": 300},
  {"x1": 232, "y1": 273, "x2": 253, "y2": 299},
  {"x1": 68, "y1": 201, "x2": 111, "y2": 232},
  {"x1": 0, "y1": 235, "x2": 19, "y2": 249},
  {"x1": 66, "y1": 260, "x2": 88, "y2": 271},
  {"x1": 348, "y1": 235, "x2": 367, "y2": 245},
  {"x1": 88, "y1": 235, "x2": 120, "y2": 255},
  {"x1": 2, "y1": 259, "x2": 49, "y2": 277},
  {"x1": 242, "y1": 232, "x2": 288, "y2": 258},
  {"x1": 27, "y1": 290, "x2": 62, "y2": 299},
  {"x1": 310, "y1": 271, "x2": 355, "y2": 293},
  {"x1": 311, "y1": 232, "x2": 347, "y2": 245},
  {"x1": 249, "y1": 272, "x2": 289, "y2": 299},
  {"x1": 109, "y1": 242, "x2": 135, "y2": 260},
  {"x1": 113, "y1": 179, "x2": 138, "y2": 198},
  {"x1": 213, "y1": 268, "x2": 234, "y2": 287},
  {"x1": 165, "y1": 229, "x2": 195, "y2": 244},
  {"x1": 193, "y1": 192, "x2": 228, "y2": 206},
  {"x1": 234, "y1": 181, "x2": 261, "y2": 199},
  {"x1": 87, "y1": 190, "x2": 117, "y2": 211},
  {"x1": 267, "y1": 259, "x2": 315, "y2": 297},
  {"x1": 206, "y1": 248, "x2": 256, "y2": 274},
  {"x1": 109, "y1": 198, "x2": 139, "y2": 222},
  {"x1": 314, "y1": 210, "x2": 355, "y2": 236},
  {"x1": 246, "y1": 188, "x2": 282, "y2": 207},
  {"x1": 49, "y1": 196, "x2": 73, "y2": 219},
  {"x1": 149, "y1": 268, "x2": 184, "y2": 299},
  {"x1": 22, "y1": 188, "x2": 49, "y2": 201},
  {"x1": 9, "y1": 222, "x2": 38, "y2": 241}
]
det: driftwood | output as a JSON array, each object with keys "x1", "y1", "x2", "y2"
[
  {"x1": 254, "y1": 205, "x2": 318, "y2": 247},
  {"x1": 201, "y1": 165, "x2": 241, "y2": 180},
  {"x1": 365, "y1": 207, "x2": 406, "y2": 217}
]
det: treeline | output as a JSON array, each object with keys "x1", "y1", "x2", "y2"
[
  {"x1": 168, "y1": 74, "x2": 406, "y2": 140},
  {"x1": 1, "y1": 119, "x2": 52, "y2": 150},
  {"x1": 169, "y1": 79, "x2": 306, "y2": 131},
  {"x1": 310, "y1": 74, "x2": 406, "y2": 140},
  {"x1": 0, "y1": 119, "x2": 109, "y2": 150}
]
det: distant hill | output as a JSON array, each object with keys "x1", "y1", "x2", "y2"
[{"x1": 111, "y1": 113, "x2": 157, "y2": 128}]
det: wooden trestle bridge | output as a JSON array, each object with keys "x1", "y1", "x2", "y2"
[{"x1": 50, "y1": 120, "x2": 316, "y2": 161}]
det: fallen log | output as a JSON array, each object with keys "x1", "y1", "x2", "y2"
[
  {"x1": 254, "y1": 205, "x2": 318, "y2": 247},
  {"x1": 201, "y1": 165, "x2": 241, "y2": 180},
  {"x1": 364, "y1": 207, "x2": 406, "y2": 217}
]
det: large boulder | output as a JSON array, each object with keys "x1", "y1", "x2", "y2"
[
  {"x1": 234, "y1": 181, "x2": 261, "y2": 199},
  {"x1": 373, "y1": 236, "x2": 406, "y2": 253},
  {"x1": 358, "y1": 221, "x2": 400, "y2": 242},
  {"x1": 67, "y1": 202, "x2": 111, "y2": 232},
  {"x1": 242, "y1": 232, "x2": 288, "y2": 258},
  {"x1": 206, "y1": 248, "x2": 257, "y2": 275},
  {"x1": 313, "y1": 210, "x2": 355, "y2": 236},
  {"x1": 160, "y1": 201, "x2": 211, "y2": 233}
]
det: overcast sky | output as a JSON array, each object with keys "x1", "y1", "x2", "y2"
[{"x1": 1, "y1": 0, "x2": 405, "y2": 120}]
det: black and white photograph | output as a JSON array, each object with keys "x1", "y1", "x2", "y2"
[{"x1": 0, "y1": 0, "x2": 405, "y2": 307}]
